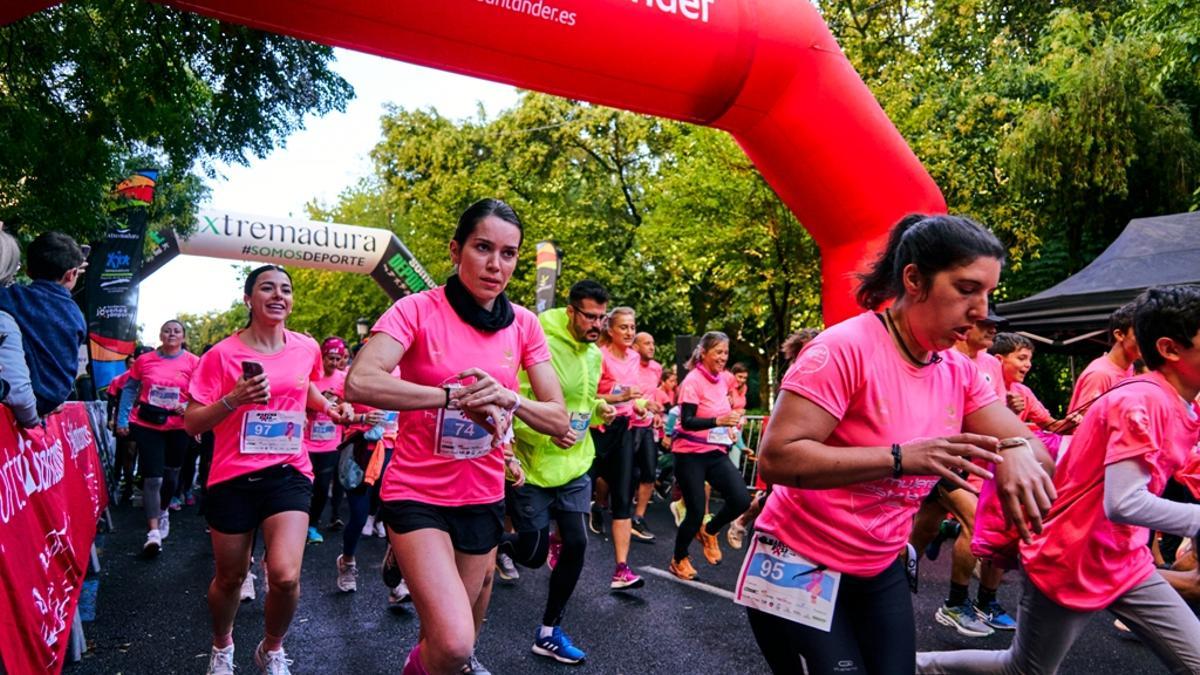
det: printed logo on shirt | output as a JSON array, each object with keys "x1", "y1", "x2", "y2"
[{"x1": 793, "y1": 344, "x2": 829, "y2": 375}]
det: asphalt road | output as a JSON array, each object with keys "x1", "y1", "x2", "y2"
[{"x1": 68, "y1": 494, "x2": 1170, "y2": 674}]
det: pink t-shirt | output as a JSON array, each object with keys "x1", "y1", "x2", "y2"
[
  {"x1": 188, "y1": 331, "x2": 322, "y2": 487},
  {"x1": 109, "y1": 370, "x2": 130, "y2": 395},
  {"x1": 372, "y1": 288, "x2": 551, "y2": 507},
  {"x1": 1010, "y1": 382, "x2": 1054, "y2": 428},
  {"x1": 306, "y1": 368, "x2": 347, "y2": 454},
  {"x1": 1068, "y1": 354, "x2": 1133, "y2": 414},
  {"x1": 652, "y1": 384, "x2": 675, "y2": 409},
  {"x1": 630, "y1": 358, "x2": 663, "y2": 429},
  {"x1": 672, "y1": 365, "x2": 736, "y2": 454},
  {"x1": 130, "y1": 350, "x2": 201, "y2": 431},
  {"x1": 599, "y1": 344, "x2": 642, "y2": 418},
  {"x1": 970, "y1": 350, "x2": 1006, "y2": 401},
  {"x1": 1021, "y1": 372, "x2": 1200, "y2": 610},
  {"x1": 754, "y1": 312, "x2": 998, "y2": 576}
]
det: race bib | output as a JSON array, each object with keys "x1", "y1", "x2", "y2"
[
  {"x1": 433, "y1": 385, "x2": 495, "y2": 460},
  {"x1": 240, "y1": 410, "x2": 306, "y2": 455},
  {"x1": 735, "y1": 533, "x2": 841, "y2": 632},
  {"x1": 707, "y1": 426, "x2": 735, "y2": 445},
  {"x1": 310, "y1": 419, "x2": 338, "y2": 442},
  {"x1": 147, "y1": 384, "x2": 182, "y2": 409}
]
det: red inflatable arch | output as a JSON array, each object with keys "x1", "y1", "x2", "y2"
[{"x1": 5, "y1": 0, "x2": 947, "y2": 324}]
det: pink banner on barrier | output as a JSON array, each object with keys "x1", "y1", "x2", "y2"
[{"x1": 0, "y1": 403, "x2": 107, "y2": 675}]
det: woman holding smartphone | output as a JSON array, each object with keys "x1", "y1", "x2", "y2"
[{"x1": 185, "y1": 264, "x2": 353, "y2": 675}]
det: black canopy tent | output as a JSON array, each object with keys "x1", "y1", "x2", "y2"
[{"x1": 997, "y1": 211, "x2": 1200, "y2": 352}]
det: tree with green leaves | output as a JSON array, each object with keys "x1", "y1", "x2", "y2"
[{"x1": 0, "y1": 0, "x2": 353, "y2": 243}]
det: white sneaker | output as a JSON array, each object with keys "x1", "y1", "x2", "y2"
[
  {"x1": 388, "y1": 580, "x2": 411, "y2": 607},
  {"x1": 240, "y1": 571, "x2": 257, "y2": 602},
  {"x1": 158, "y1": 510, "x2": 170, "y2": 539},
  {"x1": 336, "y1": 554, "x2": 358, "y2": 592},
  {"x1": 362, "y1": 515, "x2": 375, "y2": 537},
  {"x1": 254, "y1": 641, "x2": 293, "y2": 675},
  {"x1": 143, "y1": 529, "x2": 162, "y2": 556},
  {"x1": 205, "y1": 644, "x2": 235, "y2": 675},
  {"x1": 374, "y1": 520, "x2": 386, "y2": 538}
]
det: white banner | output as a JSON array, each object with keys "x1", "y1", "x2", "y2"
[{"x1": 182, "y1": 209, "x2": 394, "y2": 274}]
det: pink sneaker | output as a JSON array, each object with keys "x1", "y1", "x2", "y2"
[
  {"x1": 609, "y1": 562, "x2": 644, "y2": 590},
  {"x1": 547, "y1": 531, "x2": 561, "y2": 571}
]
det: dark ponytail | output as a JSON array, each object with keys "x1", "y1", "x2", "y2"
[{"x1": 855, "y1": 214, "x2": 1005, "y2": 310}]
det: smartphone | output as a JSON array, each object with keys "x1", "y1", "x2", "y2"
[{"x1": 241, "y1": 360, "x2": 264, "y2": 379}]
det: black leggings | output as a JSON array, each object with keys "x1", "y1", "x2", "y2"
[
  {"x1": 309, "y1": 451, "x2": 339, "y2": 525},
  {"x1": 630, "y1": 425, "x2": 657, "y2": 486},
  {"x1": 673, "y1": 450, "x2": 750, "y2": 561},
  {"x1": 502, "y1": 511, "x2": 588, "y2": 626},
  {"x1": 747, "y1": 559, "x2": 915, "y2": 675},
  {"x1": 595, "y1": 417, "x2": 636, "y2": 520}
]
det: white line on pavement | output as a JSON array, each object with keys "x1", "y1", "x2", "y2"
[{"x1": 639, "y1": 566, "x2": 736, "y2": 600}]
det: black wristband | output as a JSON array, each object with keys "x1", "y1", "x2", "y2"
[
  {"x1": 443, "y1": 386, "x2": 451, "y2": 409},
  {"x1": 891, "y1": 443, "x2": 903, "y2": 479}
]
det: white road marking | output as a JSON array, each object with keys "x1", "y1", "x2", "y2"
[{"x1": 639, "y1": 566, "x2": 736, "y2": 600}]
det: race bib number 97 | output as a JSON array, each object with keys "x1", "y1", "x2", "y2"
[{"x1": 241, "y1": 410, "x2": 306, "y2": 455}]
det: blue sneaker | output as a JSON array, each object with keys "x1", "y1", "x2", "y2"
[
  {"x1": 306, "y1": 526, "x2": 324, "y2": 544},
  {"x1": 532, "y1": 627, "x2": 586, "y2": 664},
  {"x1": 975, "y1": 599, "x2": 1017, "y2": 631}
]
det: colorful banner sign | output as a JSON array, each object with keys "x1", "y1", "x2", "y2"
[
  {"x1": 533, "y1": 241, "x2": 562, "y2": 314},
  {"x1": 82, "y1": 170, "x2": 155, "y2": 392},
  {"x1": 0, "y1": 403, "x2": 107, "y2": 675}
]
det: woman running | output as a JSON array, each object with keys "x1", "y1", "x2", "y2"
[
  {"x1": 744, "y1": 214, "x2": 1056, "y2": 674},
  {"x1": 345, "y1": 198, "x2": 568, "y2": 675},
  {"x1": 117, "y1": 319, "x2": 200, "y2": 555},
  {"x1": 186, "y1": 265, "x2": 353, "y2": 675},
  {"x1": 668, "y1": 331, "x2": 751, "y2": 580},
  {"x1": 590, "y1": 307, "x2": 648, "y2": 588},
  {"x1": 305, "y1": 337, "x2": 351, "y2": 545}
]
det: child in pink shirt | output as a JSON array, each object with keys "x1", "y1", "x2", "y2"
[
  {"x1": 1068, "y1": 301, "x2": 1139, "y2": 413},
  {"x1": 919, "y1": 285, "x2": 1200, "y2": 673}
]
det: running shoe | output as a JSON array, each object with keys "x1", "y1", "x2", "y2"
[
  {"x1": 630, "y1": 516, "x2": 656, "y2": 542},
  {"x1": 336, "y1": 554, "x2": 358, "y2": 592},
  {"x1": 702, "y1": 512, "x2": 713, "y2": 526},
  {"x1": 374, "y1": 520, "x2": 387, "y2": 538},
  {"x1": 935, "y1": 602, "x2": 995, "y2": 637},
  {"x1": 388, "y1": 580, "x2": 412, "y2": 607},
  {"x1": 726, "y1": 518, "x2": 747, "y2": 550},
  {"x1": 588, "y1": 502, "x2": 606, "y2": 536},
  {"x1": 382, "y1": 545, "x2": 403, "y2": 588},
  {"x1": 205, "y1": 645, "x2": 235, "y2": 675},
  {"x1": 185, "y1": 492, "x2": 197, "y2": 507},
  {"x1": 495, "y1": 552, "x2": 520, "y2": 581},
  {"x1": 362, "y1": 515, "x2": 376, "y2": 537},
  {"x1": 668, "y1": 555, "x2": 698, "y2": 581},
  {"x1": 306, "y1": 526, "x2": 324, "y2": 544},
  {"x1": 460, "y1": 654, "x2": 492, "y2": 675},
  {"x1": 169, "y1": 496, "x2": 183, "y2": 511},
  {"x1": 547, "y1": 532, "x2": 561, "y2": 571},
  {"x1": 925, "y1": 519, "x2": 961, "y2": 561},
  {"x1": 158, "y1": 510, "x2": 170, "y2": 539},
  {"x1": 143, "y1": 529, "x2": 162, "y2": 557},
  {"x1": 975, "y1": 600, "x2": 1017, "y2": 631},
  {"x1": 327, "y1": 518, "x2": 344, "y2": 532},
  {"x1": 696, "y1": 527, "x2": 722, "y2": 565},
  {"x1": 669, "y1": 499, "x2": 686, "y2": 527},
  {"x1": 240, "y1": 571, "x2": 257, "y2": 602},
  {"x1": 532, "y1": 626, "x2": 587, "y2": 664},
  {"x1": 610, "y1": 562, "x2": 644, "y2": 590},
  {"x1": 253, "y1": 641, "x2": 293, "y2": 675}
]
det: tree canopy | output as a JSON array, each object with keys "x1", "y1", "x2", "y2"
[{"x1": 0, "y1": 0, "x2": 354, "y2": 243}]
